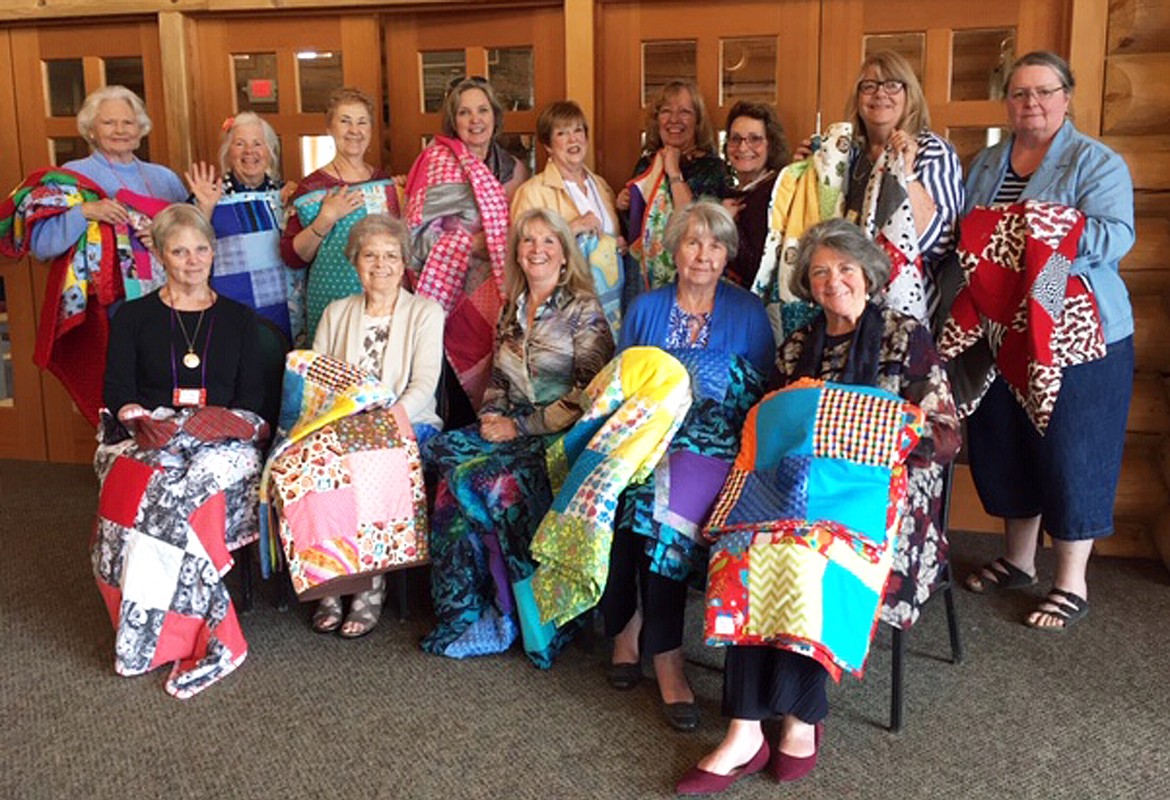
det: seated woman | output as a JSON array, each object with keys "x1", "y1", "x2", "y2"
[
  {"x1": 600, "y1": 200, "x2": 774, "y2": 732},
  {"x1": 677, "y1": 219, "x2": 958, "y2": 793},
  {"x1": 511, "y1": 100, "x2": 624, "y2": 330},
  {"x1": 303, "y1": 214, "x2": 444, "y2": 638},
  {"x1": 186, "y1": 111, "x2": 305, "y2": 344},
  {"x1": 422, "y1": 207, "x2": 613, "y2": 666},
  {"x1": 93, "y1": 204, "x2": 268, "y2": 699}
]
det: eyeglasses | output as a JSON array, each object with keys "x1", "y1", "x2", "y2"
[
  {"x1": 1007, "y1": 86, "x2": 1066, "y2": 103},
  {"x1": 727, "y1": 133, "x2": 766, "y2": 148},
  {"x1": 857, "y1": 79, "x2": 906, "y2": 96}
]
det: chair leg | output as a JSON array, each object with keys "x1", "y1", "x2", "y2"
[
  {"x1": 889, "y1": 625, "x2": 905, "y2": 734},
  {"x1": 237, "y1": 546, "x2": 254, "y2": 613},
  {"x1": 943, "y1": 583, "x2": 965, "y2": 665},
  {"x1": 397, "y1": 570, "x2": 409, "y2": 622}
]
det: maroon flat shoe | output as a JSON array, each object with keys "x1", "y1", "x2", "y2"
[
  {"x1": 675, "y1": 741, "x2": 770, "y2": 796},
  {"x1": 771, "y1": 722, "x2": 822, "y2": 783}
]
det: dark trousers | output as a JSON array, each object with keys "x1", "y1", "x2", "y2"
[
  {"x1": 722, "y1": 646, "x2": 829, "y2": 723},
  {"x1": 599, "y1": 525, "x2": 688, "y2": 655}
]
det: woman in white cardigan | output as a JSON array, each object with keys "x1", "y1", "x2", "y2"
[{"x1": 309, "y1": 213, "x2": 444, "y2": 636}]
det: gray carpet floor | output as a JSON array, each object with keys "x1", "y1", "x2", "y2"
[{"x1": 2, "y1": 459, "x2": 1169, "y2": 799}]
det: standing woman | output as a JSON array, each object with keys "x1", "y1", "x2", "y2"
[
  {"x1": 720, "y1": 101, "x2": 789, "y2": 290},
  {"x1": 186, "y1": 112, "x2": 305, "y2": 344},
  {"x1": 512, "y1": 100, "x2": 624, "y2": 330},
  {"x1": 280, "y1": 87, "x2": 400, "y2": 341},
  {"x1": 616, "y1": 79, "x2": 731, "y2": 292},
  {"x1": 960, "y1": 52, "x2": 1135, "y2": 631},
  {"x1": 405, "y1": 77, "x2": 529, "y2": 424}
]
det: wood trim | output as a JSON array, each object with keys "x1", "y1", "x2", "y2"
[
  {"x1": 1068, "y1": 0, "x2": 1109, "y2": 135},
  {"x1": 564, "y1": 0, "x2": 595, "y2": 167},
  {"x1": 158, "y1": 11, "x2": 195, "y2": 170}
]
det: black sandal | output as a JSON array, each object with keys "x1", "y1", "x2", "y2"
[
  {"x1": 964, "y1": 557, "x2": 1036, "y2": 594},
  {"x1": 1026, "y1": 588, "x2": 1089, "y2": 631}
]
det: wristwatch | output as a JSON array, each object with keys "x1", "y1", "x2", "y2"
[{"x1": 668, "y1": 174, "x2": 685, "y2": 185}]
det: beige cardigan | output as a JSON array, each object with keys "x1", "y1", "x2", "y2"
[
  {"x1": 510, "y1": 159, "x2": 618, "y2": 229},
  {"x1": 313, "y1": 290, "x2": 445, "y2": 431}
]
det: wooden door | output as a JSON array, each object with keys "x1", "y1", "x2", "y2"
[
  {"x1": 192, "y1": 15, "x2": 382, "y2": 181},
  {"x1": 383, "y1": 4, "x2": 566, "y2": 176},
  {"x1": 7, "y1": 21, "x2": 169, "y2": 463}
]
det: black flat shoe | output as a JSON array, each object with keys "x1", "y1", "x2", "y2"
[
  {"x1": 606, "y1": 662, "x2": 643, "y2": 690},
  {"x1": 663, "y1": 701, "x2": 700, "y2": 732}
]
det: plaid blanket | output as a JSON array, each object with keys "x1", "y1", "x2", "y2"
[
  {"x1": 703, "y1": 379, "x2": 923, "y2": 681},
  {"x1": 210, "y1": 190, "x2": 305, "y2": 345},
  {"x1": 92, "y1": 406, "x2": 267, "y2": 698},
  {"x1": 751, "y1": 123, "x2": 851, "y2": 342},
  {"x1": 936, "y1": 201, "x2": 1102, "y2": 433},
  {"x1": 406, "y1": 136, "x2": 510, "y2": 409},
  {"x1": 0, "y1": 169, "x2": 167, "y2": 424},
  {"x1": 260, "y1": 350, "x2": 427, "y2": 599},
  {"x1": 530, "y1": 346, "x2": 692, "y2": 627}
]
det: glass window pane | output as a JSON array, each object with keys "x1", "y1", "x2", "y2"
[
  {"x1": 301, "y1": 134, "x2": 336, "y2": 174},
  {"x1": 104, "y1": 57, "x2": 146, "y2": 104},
  {"x1": 44, "y1": 59, "x2": 85, "y2": 118},
  {"x1": 421, "y1": 51, "x2": 467, "y2": 113},
  {"x1": 51, "y1": 137, "x2": 89, "y2": 166},
  {"x1": 297, "y1": 51, "x2": 343, "y2": 114},
  {"x1": 233, "y1": 53, "x2": 279, "y2": 114},
  {"x1": 496, "y1": 132, "x2": 536, "y2": 175},
  {"x1": 642, "y1": 40, "x2": 697, "y2": 107},
  {"x1": 721, "y1": 38, "x2": 777, "y2": 106},
  {"x1": 952, "y1": 29, "x2": 1016, "y2": 101},
  {"x1": 0, "y1": 275, "x2": 13, "y2": 406},
  {"x1": 863, "y1": 33, "x2": 925, "y2": 84},
  {"x1": 947, "y1": 126, "x2": 1009, "y2": 173},
  {"x1": 488, "y1": 47, "x2": 534, "y2": 111}
]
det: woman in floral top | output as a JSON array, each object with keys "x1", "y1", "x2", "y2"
[{"x1": 422, "y1": 207, "x2": 614, "y2": 666}]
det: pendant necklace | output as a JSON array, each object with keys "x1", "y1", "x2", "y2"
[{"x1": 172, "y1": 293, "x2": 208, "y2": 369}]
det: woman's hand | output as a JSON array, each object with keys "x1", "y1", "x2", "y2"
[
  {"x1": 569, "y1": 211, "x2": 603, "y2": 236},
  {"x1": 315, "y1": 185, "x2": 365, "y2": 231},
  {"x1": 185, "y1": 161, "x2": 222, "y2": 218},
  {"x1": 116, "y1": 403, "x2": 149, "y2": 426},
  {"x1": 133, "y1": 218, "x2": 154, "y2": 252},
  {"x1": 80, "y1": 199, "x2": 130, "y2": 225},
  {"x1": 887, "y1": 130, "x2": 919, "y2": 175},
  {"x1": 791, "y1": 137, "x2": 815, "y2": 163},
  {"x1": 721, "y1": 197, "x2": 744, "y2": 220},
  {"x1": 470, "y1": 230, "x2": 488, "y2": 258},
  {"x1": 479, "y1": 413, "x2": 519, "y2": 443},
  {"x1": 615, "y1": 186, "x2": 631, "y2": 212},
  {"x1": 662, "y1": 145, "x2": 683, "y2": 180},
  {"x1": 279, "y1": 181, "x2": 298, "y2": 206}
]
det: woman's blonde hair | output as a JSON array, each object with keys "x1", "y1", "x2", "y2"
[
  {"x1": 844, "y1": 51, "x2": 930, "y2": 144},
  {"x1": 151, "y1": 204, "x2": 216, "y2": 257},
  {"x1": 502, "y1": 208, "x2": 595, "y2": 322},
  {"x1": 643, "y1": 80, "x2": 716, "y2": 154},
  {"x1": 441, "y1": 76, "x2": 505, "y2": 139}
]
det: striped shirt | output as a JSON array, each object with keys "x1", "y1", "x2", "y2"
[
  {"x1": 993, "y1": 165, "x2": 1030, "y2": 203},
  {"x1": 911, "y1": 131, "x2": 965, "y2": 269}
]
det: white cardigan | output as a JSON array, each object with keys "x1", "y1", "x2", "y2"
[{"x1": 313, "y1": 290, "x2": 445, "y2": 431}]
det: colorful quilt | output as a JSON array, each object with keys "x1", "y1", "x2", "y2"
[
  {"x1": 0, "y1": 169, "x2": 167, "y2": 424},
  {"x1": 92, "y1": 406, "x2": 267, "y2": 698},
  {"x1": 210, "y1": 190, "x2": 306, "y2": 345},
  {"x1": 626, "y1": 151, "x2": 676, "y2": 290},
  {"x1": 530, "y1": 347, "x2": 693, "y2": 627},
  {"x1": 260, "y1": 350, "x2": 427, "y2": 599},
  {"x1": 936, "y1": 201, "x2": 1102, "y2": 433},
  {"x1": 751, "y1": 123, "x2": 851, "y2": 342},
  {"x1": 703, "y1": 378, "x2": 924, "y2": 680},
  {"x1": 857, "y1": 148, "x2": 927, "y2": 323},
  {"x1": 406, "y1": 136, "x2": 510, "y2": 409},
  {"x1": 293, "y1": 179, "x2": 401, "y2": 342},
  {"x1": 578, "y1": 231, "x2": 624, "y2": 334}
]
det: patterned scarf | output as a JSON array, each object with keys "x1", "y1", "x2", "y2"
[{"x1": 626, "y1": 151, "x2": 676, "y2": 290}]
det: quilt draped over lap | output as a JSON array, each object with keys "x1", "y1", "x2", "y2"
[
  {"x1": 750, "y1": 123, "x2": 851, "y2": 342},
  {"x1": 93, "y1": 407, "x2": 267, "y2": 698},
  {"x1": 703, "y1": 379, "x2": 923, "y2": 681},
  {"x1": 936, "y1": 201, "x2": 1102, "y2": 433},
  {"x1": 260, "y1": 350, "x2": 427, "y2": 600},
  {"x1": 0, "y1": 168, "x2": 169, "y2": 424},
  {"x1": 406, "y1": 136, "x2": 510, "y2": 409}
]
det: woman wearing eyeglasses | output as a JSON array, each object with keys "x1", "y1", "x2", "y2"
[
  {"x1": 720, "y1": 101, "x2": 789, "y2": 289},
  {"x1": 958, "y1": 52, "x2": 1135, "y2": 632}
]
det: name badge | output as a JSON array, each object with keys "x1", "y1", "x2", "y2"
[{"x1": 173, "y1": 387, "x2": 207, "y2": 408}]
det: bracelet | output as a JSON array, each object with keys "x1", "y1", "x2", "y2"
[
  {"x1": 668, "y1": 174, "x2": 685, "y2": 185},
  {"x1": 308, "y1": 225, "x2": 325, "y2": 238}
]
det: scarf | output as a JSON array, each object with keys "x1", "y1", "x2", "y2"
[{"x1": 791, "y1": 302, "x2": 887, "y2": 387}]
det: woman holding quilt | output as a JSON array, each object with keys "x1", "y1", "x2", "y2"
[
  {"x1": 280, "y1": 87, "x2": 400, "y2": 342},
  {"x1": 676, "y1": 219, "x2": 958, "y2": 793},
  {"x1": 421, "y1": 207, "x2": 613, "y2": 666},
  {"x1": 405, "y1": 76, "x2": 529, "y2": 426},
  {"x1": 602, "y1": 200, "x2": 774, "y2": 733},
  {"x1": 957, "y1": 52, "x2": 1135, "y2": 632}
]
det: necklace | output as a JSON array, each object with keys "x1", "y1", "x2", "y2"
[
  {"x1": 171, "y1": 298, "x2": 208, "y2": 369},
  {"x1": 330, "y1": 159, "x2": 369, "y2": 184},
  {"x1": 94, "y1": 151, "x2": 155, "y2": 196}
]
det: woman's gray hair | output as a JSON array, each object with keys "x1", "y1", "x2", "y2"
[
  {"x1": 1004, "y1": 50, "x2": 1075, "y2": 95},
  {"x1": 789, "y1": 218, "x2": 890, "y2": 302},
  {"x1": 441, "y1": 76, "x2": 505, "y2": 139},
  {"x1": 151, "y1": 204, "x2": 216, "y2": 255},
  {"x1": 218, "y1": 111, "x2": 281, "y2": 181},
  {"x1": 344, "y1": 214, "x2": 411, "y2": 264},
  {"x1": 663, "y1": 199, "x2": 739, "y2": 264},
  {"x1": 76, "y1": 86, "x2": 152, "y2": 143}
]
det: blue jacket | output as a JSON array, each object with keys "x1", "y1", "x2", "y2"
[
  {"x1": 965, "y1": 120, "x2": 1135, "y2": 343},
  {"x1": 619, "y1": 281, "x2": 775, "y2": 378}
]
